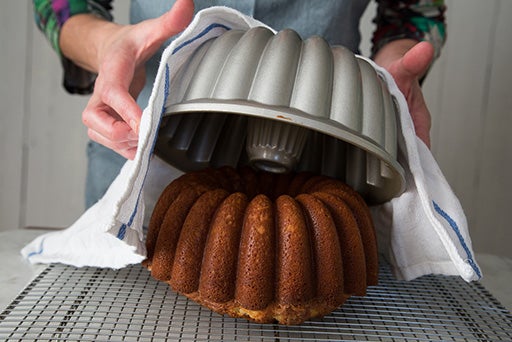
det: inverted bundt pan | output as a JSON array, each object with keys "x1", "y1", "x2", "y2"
[{"x1": 156, "y1": 27, "x2": 405, "y2": 204}]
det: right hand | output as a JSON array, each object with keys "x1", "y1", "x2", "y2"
[
  {"x1": 82, "y1": 0, "x2": 194, "y2": 159},
  {"x1": 373, "y1": 40, "x2": 435, "y2": 148}
]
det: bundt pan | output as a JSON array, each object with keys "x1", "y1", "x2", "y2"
[{"x1": 156, "y1": 27, "x2": 405, "y2": 204}]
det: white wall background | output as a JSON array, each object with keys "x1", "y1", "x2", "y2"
[{"x1": 1, "y1": 1, "x2": 511, "y2": 258}]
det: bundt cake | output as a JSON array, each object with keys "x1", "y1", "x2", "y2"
[{"x1": 143, "y1": 166, "x2": 378, "y2": 325}]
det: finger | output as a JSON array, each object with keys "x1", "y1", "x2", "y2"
[
  {"x1": 414, "y1": 123, "x2": 431, "y2": 148},
  {"x1": 410, "y1": 103, "x2": 432, "y2": 148},
  {"x1": 83, "y1": 99, "x2": 139, "y2": 143},
  {"x1": 96, "y1": 75, "x2": 143, "y2": 134},
  {"x1": 87, "y1": 128, "x2": 138, "y2": 149},
  {"x1": 88, "y1": 128, "x2": 138, "y2": 160},
  {"x1": 417, "y1": 129, "x2": 431, "y2": 149}
]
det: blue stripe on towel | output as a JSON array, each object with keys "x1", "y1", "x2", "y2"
[
  {"x1": 117, "y1": 223, "x2": 127, "y2": 240},
  {"x1": 147, "y1": 65, "x2": 170, "y2": 159},
  {"x1": 27, "y1": 237, "x2": 46, "y2": 258},
  {"x1": 116, "y1": 23, "x2": 232, "y2": 241},
  {"x1": 432, "y1": 200, "x2": 482, "y2": 278},
  {"x1": 116, "y1": 60, "x2": 170, "y2": 241},
  {"x1": 116, "y1": 64, "x2": 169, "y2": 240},
  {"x1": 173, "y1": 23, "x2": 231, "y2": 54}
]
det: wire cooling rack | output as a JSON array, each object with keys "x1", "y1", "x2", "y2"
[{"x1": 0, "y1": 261, "x2": 511, "y2": 341}]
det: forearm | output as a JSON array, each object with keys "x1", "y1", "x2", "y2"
[
  {"x1": 31, "y1": 0, "x2": 114, "y2": 94},
  {"x1": 60, "y1": 13, "x2": 122, "y2": 73}
]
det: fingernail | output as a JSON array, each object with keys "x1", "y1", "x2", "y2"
[
  {"x1": 128, "y1": 131, "x2": 138, "y2": 140},
  {"x1": 127, "y1": 141, "x2": 139, "y2": 148},
  {"x1": 130, "y1": 119, "x2": 139, "y2": 134}
]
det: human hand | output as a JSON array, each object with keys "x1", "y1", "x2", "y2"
[
  {"x1": 81, "y1": 0, "x2": 194, "y2": 159},
  {"x1": 373, "y1": 40, "x2": 435, "y2": 148}
]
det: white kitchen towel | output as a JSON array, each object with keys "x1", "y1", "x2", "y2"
[{"x1": 21, "y1": 6, "x2": 481, "y2": 282}]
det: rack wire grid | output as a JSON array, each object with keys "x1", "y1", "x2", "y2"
[{"x1": 0, "y1": 261, "x2": 510, "y2": 341}]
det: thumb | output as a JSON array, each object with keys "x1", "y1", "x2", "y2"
[
  {"x1": 400, "y1": 41, "x2": 435, "y2": 80},
  {"x1": 158, "y1": 0, "x2": 195, "y2": 37},
  {"x1": 138, "y1": 0, "x2": 194, "y2": 51}
]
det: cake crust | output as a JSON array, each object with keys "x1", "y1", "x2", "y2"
[
  {"x1": 235, "y1": 194, "x2": 275, "y2": 311},
  {"x1": 199, "y1": 192, "x2": 248, "y2": 303},
  {"x1": 144, "y1": 167, "x2": 378, "y2": 325}
]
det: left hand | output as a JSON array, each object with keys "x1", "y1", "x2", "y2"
[{"x1": 373, "y1": 39, "x2": 435, "y2": 148}]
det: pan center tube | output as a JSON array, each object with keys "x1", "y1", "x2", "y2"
[{"x1": 246, "y1": 117, "x2": 310, "y2": 174}]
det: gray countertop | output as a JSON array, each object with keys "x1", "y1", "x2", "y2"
[
  {"x1": 0, "y1": 228, "x2": 49, "y2": 312},
  {"x1": 1, "y1": 228, "x2": 511, "y2": 313}
]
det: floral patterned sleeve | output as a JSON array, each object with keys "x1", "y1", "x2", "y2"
[
  {"x1": 32, "y1": 0, "x2": 113, "y2": 94},
  {"x1": 372, "y1": 0, "x2": 447, "y2": 59}
]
